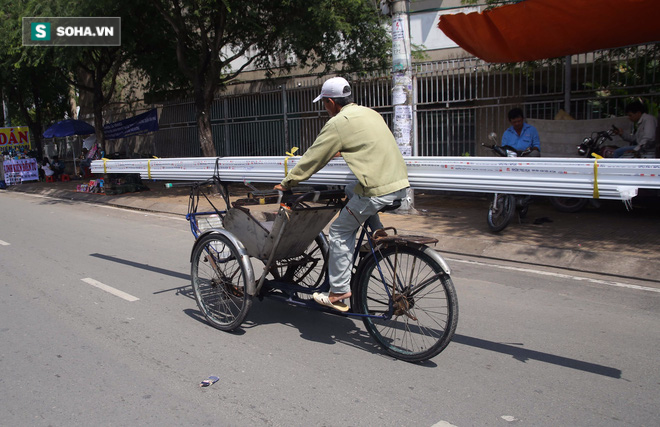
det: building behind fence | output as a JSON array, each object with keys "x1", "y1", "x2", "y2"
[{"x1": 143, "y1": 43, "x2": 660, "y2": 159}]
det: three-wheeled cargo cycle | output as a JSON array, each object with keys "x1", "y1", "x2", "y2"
[{"x1": 177, "y1": 175, "x2": 458, "y2": 362}]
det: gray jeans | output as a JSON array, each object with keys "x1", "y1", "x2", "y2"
[{"x1": 327, "y1": 182, "x2": 407, "y2": 294}]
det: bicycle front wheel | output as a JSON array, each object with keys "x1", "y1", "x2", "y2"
[
  {"x1": 191, "y1": 233, "x2": 253, "y2": 331},
  {"x1": 355, "y1": 245, "x2": 458, "y2": 362}
]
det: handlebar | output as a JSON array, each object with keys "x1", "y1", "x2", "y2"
[
  {"x1": 593, "y1": 126, "x2": 617, "y2": 141},
  {"x1": 482, "y1": 143, "x2": 531, "y2": 157},
  {"x1": 233, "y1": 186, "x2": 345, "y2": 209}
]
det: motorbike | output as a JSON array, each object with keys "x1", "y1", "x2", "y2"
[
  {"x1": 544, "y1": 127, "x2": 620, "y2": 214},
  {"x1": 577, "y1": 125, "x2": 619, "y2": 158},
  {"x1": 483, "y1": 133, "x2": 535, "y2": 232},
  {"x1": 577, "y1": 124, "x2": 655, "y2": 159},
  {"x1": 483, "y1": 133, "x2": 588, "y2": 232}
]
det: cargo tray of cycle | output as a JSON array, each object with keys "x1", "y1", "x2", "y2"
[{"x1": 181, "y1": 176, "x2": 458, "y2": 362}]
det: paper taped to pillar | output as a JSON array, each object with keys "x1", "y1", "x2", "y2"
[
  {"x1": 0, "y1": 127, "x2": 30, "y2": 150},
  {"x1": 391, "y1": 16, "x2": 410, "y2": 71},
  {"x1": 393, "y1": 106, "x2": 413, "y2": 156},
  {"x1": 103, "y1": 109, "x2": 159, "y2": 140}
]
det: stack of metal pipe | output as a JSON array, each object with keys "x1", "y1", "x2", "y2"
[{"x1": 91, "y1": 156, "x2": 660, "y2": 200}]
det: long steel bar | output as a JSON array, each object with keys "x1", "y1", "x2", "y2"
[{"x1": 92, "y1": 156, "x2": 660, "y2": 200}]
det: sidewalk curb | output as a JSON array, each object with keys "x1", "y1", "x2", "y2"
[{"x1": 416, "y1": 232, "x2": 660, "y2": 282}]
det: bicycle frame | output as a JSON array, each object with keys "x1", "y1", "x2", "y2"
[{"x1": 184, "y1": 176, "x2": 231, "y2": 239}]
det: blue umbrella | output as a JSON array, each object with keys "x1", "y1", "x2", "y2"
[{"x1": 43, "y1": 119, "x2": 95, "y2": 138}]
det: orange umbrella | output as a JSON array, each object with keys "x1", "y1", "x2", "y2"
[{"x1": 437, "y1": 0, "x2": 660, "y2": 63}]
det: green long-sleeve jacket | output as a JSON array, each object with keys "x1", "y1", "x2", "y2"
[{"x1": 281, "y1": 103, "x2": 409, "y2": 197}]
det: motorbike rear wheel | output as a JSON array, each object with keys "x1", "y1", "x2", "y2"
[
  {"x1": 549, "y1": 197, "x2": 588, "y2": 213},
  {"x1": 487, "y1": 194, "x2": 515, "y2": 232}
]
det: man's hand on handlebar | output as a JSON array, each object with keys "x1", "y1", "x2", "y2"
[
  {"x1": 610, "y1": 124, "x2": 623, "y2": 136},
  {"x1": 273, "y1": 184, "x2": 287, "y2": 192}
]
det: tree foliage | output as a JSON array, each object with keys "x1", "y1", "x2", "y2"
[
  {"x1": 1, "y1": 0, "x2": 391, "y2": 158},
  {"x1": 150, "y1": 0, "x2": 391, "y2": 156},
  {"x1": 51, "y1": 0, "x2": 168, "y2": 153},
  {"x1": 0, "y1": 0, "x2": 71, "y2": 158},
  {"x1": 584, "y1": 44, "x2": 660, "y2": 117}
]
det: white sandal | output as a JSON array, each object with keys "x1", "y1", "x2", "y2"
[{"x1": 312, "y1": 292, "x2": 349, "y2": 312}]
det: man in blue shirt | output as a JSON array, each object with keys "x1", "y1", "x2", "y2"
[{"x1": 501, "y1": 108, "x2": 541, "y2": 156}]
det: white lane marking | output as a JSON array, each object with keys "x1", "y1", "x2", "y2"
[
  {"x1": 432, "y1": 421, "x2": 458, "y2": 427},
  {"x1": 501, "y1": 415, "x2": 519, "y2": 422},
  {"x1": 81, "y1": 278, "x2": 140, "y2": 302},
  {"x1": 448, "y1": 257, "x2": 660, "y2": 293},
  {"x1": 93, "y1": 203, "x2": 188, "y2": 221},
  {"x1": 0, "y1": 240, "x2": 10, "y2": 246}
]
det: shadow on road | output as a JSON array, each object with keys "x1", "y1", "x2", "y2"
[
  {"x1": 452, "y1": 334, "x2": 621, "y2": 378},
  {"x1": 89, "y1": 253, "x2": 193, "y2": 299},
  {"x1": 89, "y1": 253, "x2": 622, "y2": 374}
]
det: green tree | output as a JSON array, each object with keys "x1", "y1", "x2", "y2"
[
  {"x1": 2, "y1": 0, "x2": 134, "y2": 155},
  {"x1": 49, "y1": 0, "x2": 166, "y2": 154},
  {"x1": 150, "y1": 0, "x2": 391, "y2": 157},
  {"x1": 0, "y1": 0, "x2": 70, "y2": 159},
  {"x1": 583, "y1": 44, "x2": 660, "y2": 118}
]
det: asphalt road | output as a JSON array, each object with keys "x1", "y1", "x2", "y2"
[{"x1": 1, "y1": 191, "x2": 659, "y2": 426}]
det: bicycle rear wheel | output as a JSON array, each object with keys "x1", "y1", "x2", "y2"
[
  {"x1": 191, "y1": 233, "x2": 253, "y2": 331},
  {"x1": 355, "y1": 245, "x2": 458, "y2": 362}
]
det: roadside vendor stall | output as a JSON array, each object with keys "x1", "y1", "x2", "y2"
[{"x1": 42, "y1": 119, "x2": 96, "y2": 177}]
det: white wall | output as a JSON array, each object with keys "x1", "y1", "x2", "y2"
[
  {"x1": 410, "y1": 6, "x2": 479, "y2": 51},
  {"x1": 528, "y1": 117, "x2": 631, "y2": 157}
]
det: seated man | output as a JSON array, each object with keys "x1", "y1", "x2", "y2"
[
  {"x1": 79, "y1": 148, "x2": 93, "y2": 177},
  {"x1": 52, "y1": 155, "x2": 66, "y2": 180},
  {"x1": 613, "y1": 101, "x2": 657, "y2": 158},
  {"x1": 501, "y1": 108, "x2": 541, "y2": 156},
  {"x1": 41, "y1": 158, "x2": 55, "y2": 180}
]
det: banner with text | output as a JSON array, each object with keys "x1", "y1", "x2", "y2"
[
  {"x1": 3, "y1": 158, "x2": 39, "y2": 182},
  {"x1": 0, "y1": 127, "x2": 30, "y2": 150},
  {"x1": 103, "y1": 109, "x2": 159, "y2": 140}
]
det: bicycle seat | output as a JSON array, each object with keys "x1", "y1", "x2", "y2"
[{"x1": 379, "y1": 199, "x2": 402, "y2": 213}]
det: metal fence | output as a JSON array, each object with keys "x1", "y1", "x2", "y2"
[{"x1": 154, "y1": 43, "x2": 660, "y2": 158}]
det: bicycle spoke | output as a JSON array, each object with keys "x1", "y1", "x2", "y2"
[
  {"x1": 357, "y1": 246, "x2": 458, "y2": 362},
  {"x1": 191, "y1": 234, "x2": 252, "y2": 331},
  {"x1": 268, "y1": 236, "x2": 327, "y2": 296}
]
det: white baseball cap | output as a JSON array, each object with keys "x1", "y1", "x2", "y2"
[{"x1": 313, "y1": 77, "x2": 352, "y2": 103}]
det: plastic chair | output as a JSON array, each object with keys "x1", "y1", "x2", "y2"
[
  {"x1": 45, "y1": 175, "x2": 56, "y2": 183},
  {"x1": 61, "y1": 174, "x2": 71, "y2": 182}
]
